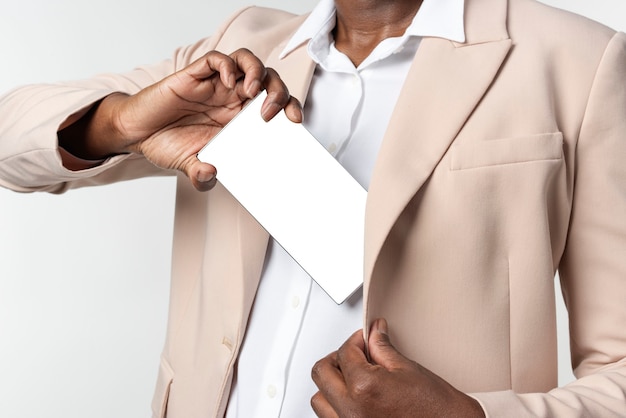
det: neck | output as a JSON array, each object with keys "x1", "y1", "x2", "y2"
[{"x1": 333, "y1": 0, "x2": 423, "y2": 67}]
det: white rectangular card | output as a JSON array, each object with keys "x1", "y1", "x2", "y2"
[{"x1": 197, "y1": 91, "x2": 366, "y2": 304}]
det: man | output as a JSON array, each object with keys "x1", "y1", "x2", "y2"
[{"x1": 1, "y1": 0, "x2": 625, "y2": 417}]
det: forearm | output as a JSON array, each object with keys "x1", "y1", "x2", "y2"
[
  {"x1": 0, "y1": 32, "x2": 217, "y2": 191},
  {"x1": 0, "y1": 83, "x2": 162, "y2": 192}
]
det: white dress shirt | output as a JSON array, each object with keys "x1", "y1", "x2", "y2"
[{"x1": 225, "y1": 0, "x2": 465, "y2": 416}]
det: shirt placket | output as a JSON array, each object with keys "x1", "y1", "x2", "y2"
[{"x1": 253, "y1": 245, "x2": 312, "y2": 416}]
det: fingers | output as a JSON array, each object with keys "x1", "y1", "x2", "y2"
[
  {"x1": 368, "y1": 318, "x2": 392, "y2": 365},
  {"x1": 261, "y1": 85, "x2": 303, "y2": 123},
  {"x1": 311, "y1": 330, "x2": 374, "y2": 417},
  {"x1": 187, "y1": 49, "x2": 303, "y2": 123},
  {"x1": 311, "y1": 352, "x2": 345, "y2": 396},
  {"x1": 186, "y1": 159, "x2": 217, "y2": 191},
  {"x1": 335, "y1": 329, "x2": 374, "y2": 389},
  {"x1": 182, "y1": 48, "x2": 266, "y2": 96},
  {"x1": 184, "y1": 50, "x2": 239, "y2": 89},
  {"x1": 311, "y1": 392, "x2": 340, "y2": 418},
  {"x1": 230, "y1": 50, "x2": 302, "y2": 122},
  {"x1": 311, "y1": 351, "x2": 348, "y2": 414},
  {"x1": 159, "y1": 48, "x2": 302, "y2": 192},
  {"x1": 260, "y1": 67, "x2": 303, "y2": 122},
  {"x1": 284, "y1": 96, "x2": 304, "y2": 123},
  {"x1": 368, "y1": 318, "x2": 410, "y2": 370},
  {"x1": 230, "y1": 48, "x2": 268, "y2": 98}
]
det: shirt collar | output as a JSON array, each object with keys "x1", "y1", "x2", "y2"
[{"x1": 279, "y1": 0, "x2": 466, "y2": 59}]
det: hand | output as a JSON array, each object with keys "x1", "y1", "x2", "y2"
[
  {"x1": 60, "y1": 48, "x2": 302, "y2": 191},
  {"x1": 311, "y1": 318, "x2": 485, "y2": 418}
]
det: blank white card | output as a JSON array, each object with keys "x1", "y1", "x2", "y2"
[{"x1": 197, "y1": 91, "x2": 366, "y2": 304}]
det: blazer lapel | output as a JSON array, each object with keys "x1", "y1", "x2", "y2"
[
  {"x1": 228, "y1": 0, "x2": 514, "y2": 326},
  {"x1": 364, "y1": 0, "x2": 512, "y2": 310},
  {"x1": 264, "y1": 37, "x2": 317, "y2": 105}
]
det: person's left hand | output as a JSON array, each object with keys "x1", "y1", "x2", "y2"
[{"x1": 311, "y1": 318, "x2": 486, "y2": 418}]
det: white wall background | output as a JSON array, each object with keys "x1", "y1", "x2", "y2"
[{"x1": 0, "y1": 1, "x2": 623, "y2": 417}]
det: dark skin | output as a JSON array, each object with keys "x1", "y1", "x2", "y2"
[
  {"x1": 311, "y1": 320, "x2": 485, "y2": 418},
  {"x1": 310, "y1": 1, "x2": 484, "y2": 416},
  {"x1": 59, "y1": 48, "x2": 303, "y2": 191},
  {"x1": 60, "y1": 1, "x2": 485, "y2": 415},
  {"x1": 333, "y1": 0, "x2": 425, "y2": 66}
]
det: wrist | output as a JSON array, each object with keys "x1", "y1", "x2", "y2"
[
  {"x1": 95, "y1": 92, "x2": 136, "y2": 155},
  {"x1": 58, "y1": 92, "x2": 133, "y2": 160}
]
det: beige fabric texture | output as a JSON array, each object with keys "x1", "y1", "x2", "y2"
[{"x1": 1, "y1": 0, "x2": 625, "y2": 416}]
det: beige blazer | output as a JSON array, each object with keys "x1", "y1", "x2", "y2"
[{"x1": 1, "y1": 0, "x2": 625, "y2": 416}]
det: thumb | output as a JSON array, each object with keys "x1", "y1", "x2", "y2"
[
  {"x1": 368, "y1": 318, "x2": 406, "y2": 369},
  {"x1": 187, "y1": 159, "x2": 217, "y2": 191}
]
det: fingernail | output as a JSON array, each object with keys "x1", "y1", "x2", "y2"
[
  {"x1": 247, "y1": 80, "x2": 262, "y2": 97},
  {"x1": 294, "y1": 107, "x2": 304, "y2": 124},
  {"x1": 375, "y1": 318, "x2": 388, "y2": 335},
  {"x1": 227, "y1": 74, "x2": 236, "y2": 89},
  {"x1": 261, "y1": 101, "x2": 280, "y2": 121},
  {"x1": 197, "y1": 171, "x2": 215, "y2": 183}
]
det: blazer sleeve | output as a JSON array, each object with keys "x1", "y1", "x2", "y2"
[
  {"x1": 0, "y1": 7, "x2": 254, "y2": 194},
  {"x1": 472, "y1": 32, "x2": 626, "y2": 417}
]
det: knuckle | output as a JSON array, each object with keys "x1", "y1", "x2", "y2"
[
  {"x1": 335, "y1": 346, "x2": 349, "y2": 365},
  {"x1": 204, "y1": 50, "x2": 226, "y2": 60},
  {"x1": 310, "y1": 392, "x2": 326, "y2": 416},
  {"x1": 265, "y1": 67, "x2": 283, "y2": 83},
  {"x1": 310, "y1": 392, "x2": 321, "y2": 408},
  {"x1": 233, "y1": 48, "x2": 261, "y2": 65},
  {"x1": 233, "y1": 47, "x2": 252, "y2": 55},
  {"x1": 311, "y1": 359, "x2": 324, "y2": 380},
  {"x1": 350, "y1": 376, "x2": 376, "y2": 398}
]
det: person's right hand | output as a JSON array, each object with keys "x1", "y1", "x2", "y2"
[{"x1": 60, "y1": 48, "x2": 302, "y2": 191}]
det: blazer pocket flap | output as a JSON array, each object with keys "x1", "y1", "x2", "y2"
[
  {"x1": 450, "y1": 132, "x2": 563, "y2": 171},
  {"x1": 151, "y1": 357, "x2": 175, "y2": 418}
]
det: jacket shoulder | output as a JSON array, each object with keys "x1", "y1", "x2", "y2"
[
  {"x1": 509, "y1": 0, "x2": 617, "y2": 48},
  {"x1": 212, "y1": 6, "x2": 308, "y2": 58}
]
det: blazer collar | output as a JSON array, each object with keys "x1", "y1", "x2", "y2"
[{"x1": 266, "y1": 14, "x2": 318, "y2": 104}]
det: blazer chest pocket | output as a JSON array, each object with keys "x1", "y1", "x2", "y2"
[{"x1": 450, "y1": 132, "x2": 563, "y2": 171}]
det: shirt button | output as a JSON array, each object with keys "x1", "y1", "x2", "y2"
[
  {"x1": 350, "y1": 74, "x2": 359, "y2": 87},
  {"x1": 267, "y1": 384, "x2": 277, "y2": 399},
  {"x1": 291, "y1": 296, "x2": 301, "y2": 309},
  {"x1": 328, "y1": 143, "x2": 337, "y2": 153}
]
